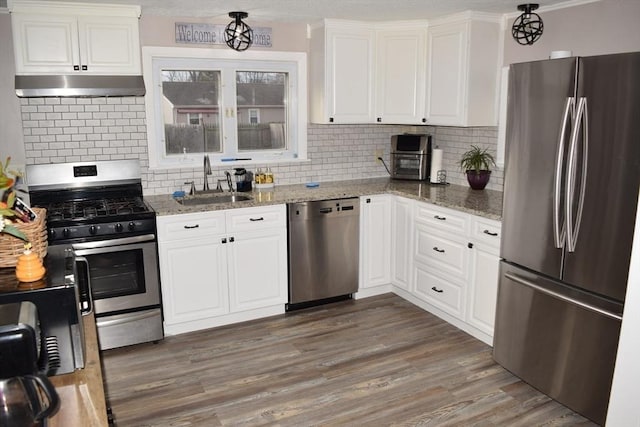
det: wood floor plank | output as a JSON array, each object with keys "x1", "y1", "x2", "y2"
[{"x1": 102, "y1": 294, "x2": 598, "y2": 426}]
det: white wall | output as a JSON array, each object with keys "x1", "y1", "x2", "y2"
[
  {"x1": 0, "y1": 12, "x2": 26, "y2": 170},
  {"x1": 607, "y1": 189, "x2": 640, "y2": 426},
  {"x1": 503, "y1": 0, "x2": 640, "y2": 65}
]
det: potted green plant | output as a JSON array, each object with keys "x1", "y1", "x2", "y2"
[{"x1": 459, "y1": 145, "x2": 496, "y2": 190}]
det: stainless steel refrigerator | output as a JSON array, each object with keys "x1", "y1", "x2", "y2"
[{"x1": 494, "y1": 52, "x2": 640, "y2": 425}]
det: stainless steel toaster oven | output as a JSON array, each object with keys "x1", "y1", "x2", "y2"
[{"x1": 390, "y1": 134, "x2": 433, "y2": 180}]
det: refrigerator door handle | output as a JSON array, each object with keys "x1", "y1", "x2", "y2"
[
  {"x1": 504, "y1": 272, "x2": 622, "y2": 321},
  {"x1": 566, "y1": 97, "x2": 589, "y2": 252},
  {"x1": 553, "y1": 97, "x2": 574, "y2": 249}
]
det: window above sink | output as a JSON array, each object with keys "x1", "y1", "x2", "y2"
[{"x1": 143, "y1": 47, "x2": 308, "y2": 170}]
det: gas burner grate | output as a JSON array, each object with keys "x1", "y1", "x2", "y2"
[{"x1": 45, "y1": 197, "x2": 150, "y2": 221}]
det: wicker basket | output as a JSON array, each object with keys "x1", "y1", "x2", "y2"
[{"x1": 0, "y1": 207, "x2": 48, "y2": 268}]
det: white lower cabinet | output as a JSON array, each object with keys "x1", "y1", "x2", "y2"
[
  {"x1": 359, "y1": 195, "x2": 392, "y2": 295},
  {"x1": 159, "y1": 235, "x2": 229, "y2": 324},
  {"x1": 466, "y1": 217, "x2": 501, "y2": 338},
  {"x1": 390, "y1": 196, "x2": 413, "y2": 291},
  {"x1": 227, "y1": 228, "x2": 287, "y2": 312},
  {"x1": 157, "y1": 205, "x2": 287, "y2": 335},
  {"x1": 400, "y1": 198, "x2": 501, "y2": 345}
]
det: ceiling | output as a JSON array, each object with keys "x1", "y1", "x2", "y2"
[{"x1": 24, "y1": 0, "x2": 586, "y2": 22}]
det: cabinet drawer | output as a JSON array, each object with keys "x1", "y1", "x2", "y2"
[
  {"x1": 157, "y1": 211, "x2": 225, "y2": 241},
  {"x1": 471, "y1": 216, "x2": 502, "y2": 250},
  {"x1": 414, "y1": 263, "x2": 463, "y2": 318},
  {"x1": 415, "y1": 223, "x2": 468, "y2": 277},
  {"x1": 226, "y1": 205, "x2": 286, "y2": 232},
  {"x1": 415, "y1": 202, "x2": 469, "y2": 235}
]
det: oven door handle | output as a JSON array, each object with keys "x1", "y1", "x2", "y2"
[
  {"x1": 74, "y1": 256, "x2": 94, "y2": 315},
  {"x1": 71, "y1": 234, "x2": 156, "y2": 250}
]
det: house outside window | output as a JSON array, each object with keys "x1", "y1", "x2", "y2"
[
  {"x1": 188, "y1": 113, "x2": 203, "y2": 125},
  {"x1": 143, "y1": 47, "x2": 307, "y2": 169},
  {"x1": 248, "y1": 109, "x2": 260, "y2": 124}
]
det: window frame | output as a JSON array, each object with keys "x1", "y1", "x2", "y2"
[{"x1": 143, "y1": 47, "x2": 307, "y2": 170}]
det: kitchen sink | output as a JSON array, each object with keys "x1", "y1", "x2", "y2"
[{"x1": 177, "y1": 194, "x2": 252, "y2": 205}]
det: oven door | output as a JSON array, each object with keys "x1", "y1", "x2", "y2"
[{"x1": 73, "y1": 234, "x2": 160, "y2": 315}]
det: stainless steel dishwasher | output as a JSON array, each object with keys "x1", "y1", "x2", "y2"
[{"x1": 287, "y1": 198, "x2": 360, "y2": 310}]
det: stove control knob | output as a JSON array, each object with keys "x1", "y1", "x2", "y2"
[
  {"x1": 50, "y1": 229, "x2": 57, "y2": 239},
  {"x1": 62, "y1": 228, "x2": 70, "y2": 238},
  {"x1": 128, "y1": 222, "x2": 136, "y2": 231},
  {"x1": 115, "y1": 223, "x2": 123, "y2": 232},
  {"x1": 89, "y1": 225, "x2": 97, "y2": 235}
]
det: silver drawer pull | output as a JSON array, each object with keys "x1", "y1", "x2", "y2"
[
  {"x1": 483, "y1": 229, "x2": 498, "y2": 236},
  {"x1": 184, "y1": 224, "x2": 200, "y2": 229},
  {"x1": 431, "y1": 286, "x2": 444, "y2": 293},
  {"x1": 249, "y1": 217, "x2": 264, "y2": 222},
  {"x1": 434, "y1": 215, "x2": 447, "y2": 221},
  {"x1": 433, "y1": 247, "x2": 445, "y2": 253}
]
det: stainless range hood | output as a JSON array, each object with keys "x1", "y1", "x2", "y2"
[{"x1": 15, "y1": 75, "x2": 146, "y2": 97}]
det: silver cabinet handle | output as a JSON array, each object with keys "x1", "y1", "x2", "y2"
[
  {"x1": 96, "y1": 310, "x2": 160, "y2": 328},
  {"x1": 565, "y1": 97, "x2": 589, "y2": 253},
  {"x1": 553, "y1": 97, "x2": 574, "y2": 249},
  {"x1": 74, "y1": 256, "x2": 93, "y2": 315},
  {"x1": 504, "y1": 272, "x2": 621, "y2": 321}
]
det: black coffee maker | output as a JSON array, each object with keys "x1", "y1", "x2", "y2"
[
  {"x1": 234, "y1": 168, "x2": 253, "y2": 192},
  {"x1": 0, "y1": 302, "x2": 60, "y2": 426}
]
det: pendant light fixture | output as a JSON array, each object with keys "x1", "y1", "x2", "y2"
[
  {"x1": 512, "y1": 4, "x2": 544, "y2": 45},
  {"x1": 224, "y1": 11, "x2": 253, "y2": 51}
]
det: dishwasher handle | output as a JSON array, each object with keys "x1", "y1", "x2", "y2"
[{"x1": 319, "y1": 207, "x2": 333, "y2": 214}]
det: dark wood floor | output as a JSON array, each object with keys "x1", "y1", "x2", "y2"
[{"x1": 101, "y1": 294, "x2": 596, "y2": 426}]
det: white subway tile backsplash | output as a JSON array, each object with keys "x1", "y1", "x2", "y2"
[{"x1": 20, "y1": 97, "x2": 502, "y2": 195}]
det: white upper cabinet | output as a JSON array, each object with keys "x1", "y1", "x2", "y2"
[
  {"x1": 9, "y1": 1, "x2": 141, "y2": 75},
  {"x1": 374, "y1": 24, "x2": 427, "y2": 124},
  {"x1": 310, "y1": 13, "x2": 500, "y2": 126},
  {"x1": 310, "y1": 21, "x2": 376, "y2": 124},
  {"x1": 425, "y1": 13, "x2": 501, "y2": 126}
]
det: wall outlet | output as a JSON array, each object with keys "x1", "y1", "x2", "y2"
[{"x1": 374, "y1": 149, "x2": 383, "y2": 163}]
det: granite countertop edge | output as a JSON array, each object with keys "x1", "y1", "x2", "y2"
[{"x1": 146, "y1": 178, "x2": 503, "y2": 221}]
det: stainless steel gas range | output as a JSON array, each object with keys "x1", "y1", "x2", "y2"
[{"x1": 26, "y1": 160, "x2": 163, "y2": 350}]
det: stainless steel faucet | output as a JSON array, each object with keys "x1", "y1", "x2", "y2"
[
  {"x1": 203, "y1": 155, "x2": 212, "y2": 191},
  {"x1": 225, "y1": 171, "x2": 234, "y2": 193}
]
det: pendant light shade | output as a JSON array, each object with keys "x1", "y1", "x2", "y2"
[
  {"x1": 512, "y1": 4, "x2": 544, "y2": 45},
  {"x1": 224, "y1": 11, "x2": 253, "y2": 51}
]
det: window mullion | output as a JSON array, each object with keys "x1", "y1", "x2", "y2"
[{"x1": 220, "y1": 68, "x2": 238, "y2": 158}]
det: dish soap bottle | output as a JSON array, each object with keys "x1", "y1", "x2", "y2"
[{"x1": 15, "y1": 244, "x2": 46, "y2": 282}]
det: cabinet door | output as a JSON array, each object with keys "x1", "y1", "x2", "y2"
[
  {"x1": 425, "y1": 22, "x2": 468, "y2": 125},
  {"x1": 375, "y1": 28, "x2": 426, "y2": 124},
  {"x1": 11, "y1": 13, "x2": 80, "y2": 74},
  {"x1": 326, "y1": 26, "x2": 375, "y2": 123},
  {"x1": 158, "y1": 237, "x2": 229, "y2": 326},
  {"x1": 359, "y1": 195, "x2": 391, "y2": 288},
  {"x1": 467, "y1": 244, "x2": 500, "y2": 337},
  {"x1": 78, "y1": 16, "x2": 141, "y2": 74},
  {"x1": 390, "y1": 196, "x2": 413, "y2": 291},
  {"x1": 227, "y1": 228, "x2": 288, "y2": 312}
]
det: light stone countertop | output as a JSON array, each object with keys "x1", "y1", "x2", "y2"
[{"x1": 145, "y1": 178, "x2": 503, "y2": 220}]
